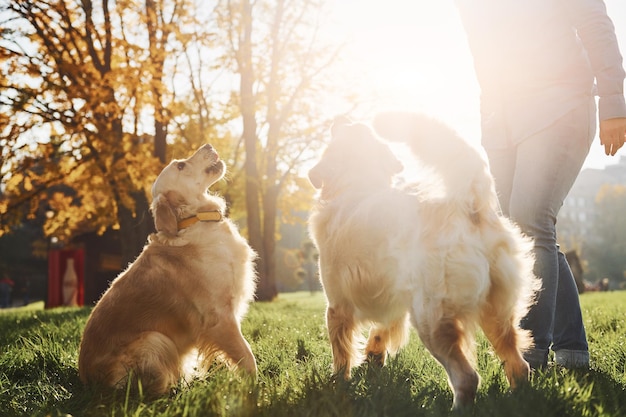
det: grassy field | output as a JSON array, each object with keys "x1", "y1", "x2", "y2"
[{"x1": 0, "y1": 291, "x2": 624, "y2": 417}]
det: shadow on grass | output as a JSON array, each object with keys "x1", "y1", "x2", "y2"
[
  {"x1": 27, "y1": 362, "x2": 626, "y2": 417},
  {"x1": 0, "y1": 307, "x2": 89, "y2": 345},
  {"x1": 256, "y1": 362, "x2": 626, "y2": 417},
  {"x1": 255, "y1": 361, "x2": 455, "y2": 417},
  {"x1": 6, "y1": 337, "x2": 624, "y2": 417}
]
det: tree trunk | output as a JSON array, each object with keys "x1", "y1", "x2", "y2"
[
  {"x1": 117, "y1": 191, "x2": 152, "y2": 267},
  {"x1": 145, "y1": 0, "x2": 168, "y2": 164},
  {"x1": 252, "y1": 0, "x2": 285, "y2": 302},
  {"x1": 259, "y1": 184, "x2": 278, "y2": 300},
  {"x1": 239, "y1": 0, "x2": 271, "y2": 300}
]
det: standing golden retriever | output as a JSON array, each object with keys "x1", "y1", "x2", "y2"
[
  {"x1": 78, "y1": 144, "x2": 257, "y2": 396},
  {"x1": 307, "y1": 114, "x2": 539, "y2": 409}
]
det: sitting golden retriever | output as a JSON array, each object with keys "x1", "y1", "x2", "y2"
[
  {"x1": 307, "y1": 113, "x2": 539, "y2": 409},
  {"x1": 78, "y1": 144, "x2": 257, "y2": 396}
]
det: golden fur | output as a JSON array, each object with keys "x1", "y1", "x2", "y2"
[
  {"x1": 307, "y1": 113, "x2": 539, "y2": 409},
  {"x1": 78, "y1": 144, "x2": 257, "y2": 396}
]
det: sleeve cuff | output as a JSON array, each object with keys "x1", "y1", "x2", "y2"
[{"x1": 598, "y1": 94, "x2": 626, "y2": 120}]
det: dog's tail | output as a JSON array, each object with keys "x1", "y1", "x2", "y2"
[{"x1": 373, "y1": 111, "x2": 499, "y2": 217}]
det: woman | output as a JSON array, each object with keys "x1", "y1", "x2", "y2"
[{"x1": 455, "y1": 0, "x2": 626, "y2": 369}]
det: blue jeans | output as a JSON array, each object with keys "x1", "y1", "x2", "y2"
[{"x1": 484, "y1": 98, "x2": 594, "y2": 369}]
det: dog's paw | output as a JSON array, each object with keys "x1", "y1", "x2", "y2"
[{"x1": 365, "y1": 351, "x2": 386, "y2": 367}]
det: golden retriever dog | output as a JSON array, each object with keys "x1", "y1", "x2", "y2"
[
  {"x1": 78, "y1": 144, "x2": 257, "y2": 396},
  {"x1": 307, "y1": 113, "x2": 539, "y2": 409}
]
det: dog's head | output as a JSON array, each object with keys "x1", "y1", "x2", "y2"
[
  {"x1": 150, "y1": 144, "x2": 226, "y2": 236},
  {"x1": 308, "y1": 118, "x2": 403, "y2": 196}
]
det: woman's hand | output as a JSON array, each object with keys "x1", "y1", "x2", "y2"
[{"x1": 599, "y1": 117, "x2": 626, "y2": 156}]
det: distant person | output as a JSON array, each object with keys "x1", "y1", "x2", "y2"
[
  {"x1": 0, "y1": 273, "x2": 15, "y2": 308},
  {"x1": 455, "y1": 0, "x2": 626, "y2": 369},
  {"x1": 22, "y1": 276, "x2": 31, "y2": 306},
  {"x1": 599, "y1": 278, "x2": 610, "y2": 292}
]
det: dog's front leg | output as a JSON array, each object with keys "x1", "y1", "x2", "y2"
[
  {"x1": 365, "y1": 316, "x2": 410, "y2": 367},
  {"x1": 365, "y1": 325, "x2": 388, "y2": 367},
  {"x1": 203, "y1": 316, "x2": 257, "y2": 376},
  {"x1": 326, "y1": 304, "x2": 357, "y2": 379}
]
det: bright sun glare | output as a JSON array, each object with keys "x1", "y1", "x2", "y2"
[
  {"x1": 331, "y1": 1, "x2": 480, "y2": 139},
  {"x1": 330, "y1": 0, "x2": 626, "y2": 170}
]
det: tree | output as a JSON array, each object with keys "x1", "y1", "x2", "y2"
[
  {"x1": 0, "y1": 0, "x2": 200, "y2": 265},
  {"x1": 2, "y1": 0, "x2": 354, "y2": 302},
  {"x1": 583, "y1": 184, "x2": 626, "y2": 287},
  {"x1": 216, "y1": 0, "x2": 342, "y2": 300}
]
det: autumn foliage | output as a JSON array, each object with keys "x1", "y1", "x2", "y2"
[{"x1": 1, "y1": 0, "x2": 344, "y2": 299}]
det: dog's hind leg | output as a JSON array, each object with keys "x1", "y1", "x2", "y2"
[
  {"x1": 481, "y1": 244, "x2": 536, "y2": 388},
  {"x1": 365, "y1": 315, "x2": 410, "y2": 366},
  {"x1": 327, "y1": 304, "x2": 358, "y2": 378},
  {"x1": 413, "y1": 315, "x2": 480, "y2": 409},
  {"x1": 117, "y1": 331, "x2": 181, "y2": 396},
  {"x1": 479, "y1": 311, "x2": 530, "y2": 389},
  {"x1": 479, "y1": 281, "x2": 532, "y2": 388}
]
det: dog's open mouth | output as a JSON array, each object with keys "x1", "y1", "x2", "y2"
[
  {"x1": 205, "y1": 158, "x2": 225, "y2": 174},
  {"x1": 196, "y1": 144, "x2": 225, "y2": 176}
]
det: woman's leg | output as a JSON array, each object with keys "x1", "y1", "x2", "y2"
[
  {"x1": 486, "y1": 98, "x2": 594, "y2": 369},
  {"x1": 552, "y1": 251, "x2": 589, "y2": 367}
]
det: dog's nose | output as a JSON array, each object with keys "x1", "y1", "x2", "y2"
[{"x1": 200, "y1": 143, "x2": 218, "y2": 160}]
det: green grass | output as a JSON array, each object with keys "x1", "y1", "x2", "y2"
[{"x1": 0, "y1": 291, "x2": 624, "y2": 417}]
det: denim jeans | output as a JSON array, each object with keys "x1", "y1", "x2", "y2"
[{"x1": 484, "y1": 98, "x2": 595, "y2": 369}]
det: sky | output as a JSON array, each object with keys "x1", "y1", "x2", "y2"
[{"x1": 330, "y1": 0, "x2": 626, "y2": 170}]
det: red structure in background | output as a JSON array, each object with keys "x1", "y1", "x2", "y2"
[{"x1": 47, "y1": 248, "x2": 85, "y2": 308}]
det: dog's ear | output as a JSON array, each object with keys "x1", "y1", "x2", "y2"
[
  {"x1": 330, "y1": 115, "x2": 353, "y2": 138},
  {"x1": 308, "y1": 161, "x2": 325, "y2": 189},
  {"x1": 310, "y1": 116, "x2": 351, "y2": 189},
  {"x1": 151, "y1": 193, "x2": 179, "y2": 236}
]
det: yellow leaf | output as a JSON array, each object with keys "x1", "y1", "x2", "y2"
[{"x1": 24, "y1": 176, "x2": 33, "y2": 191}]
